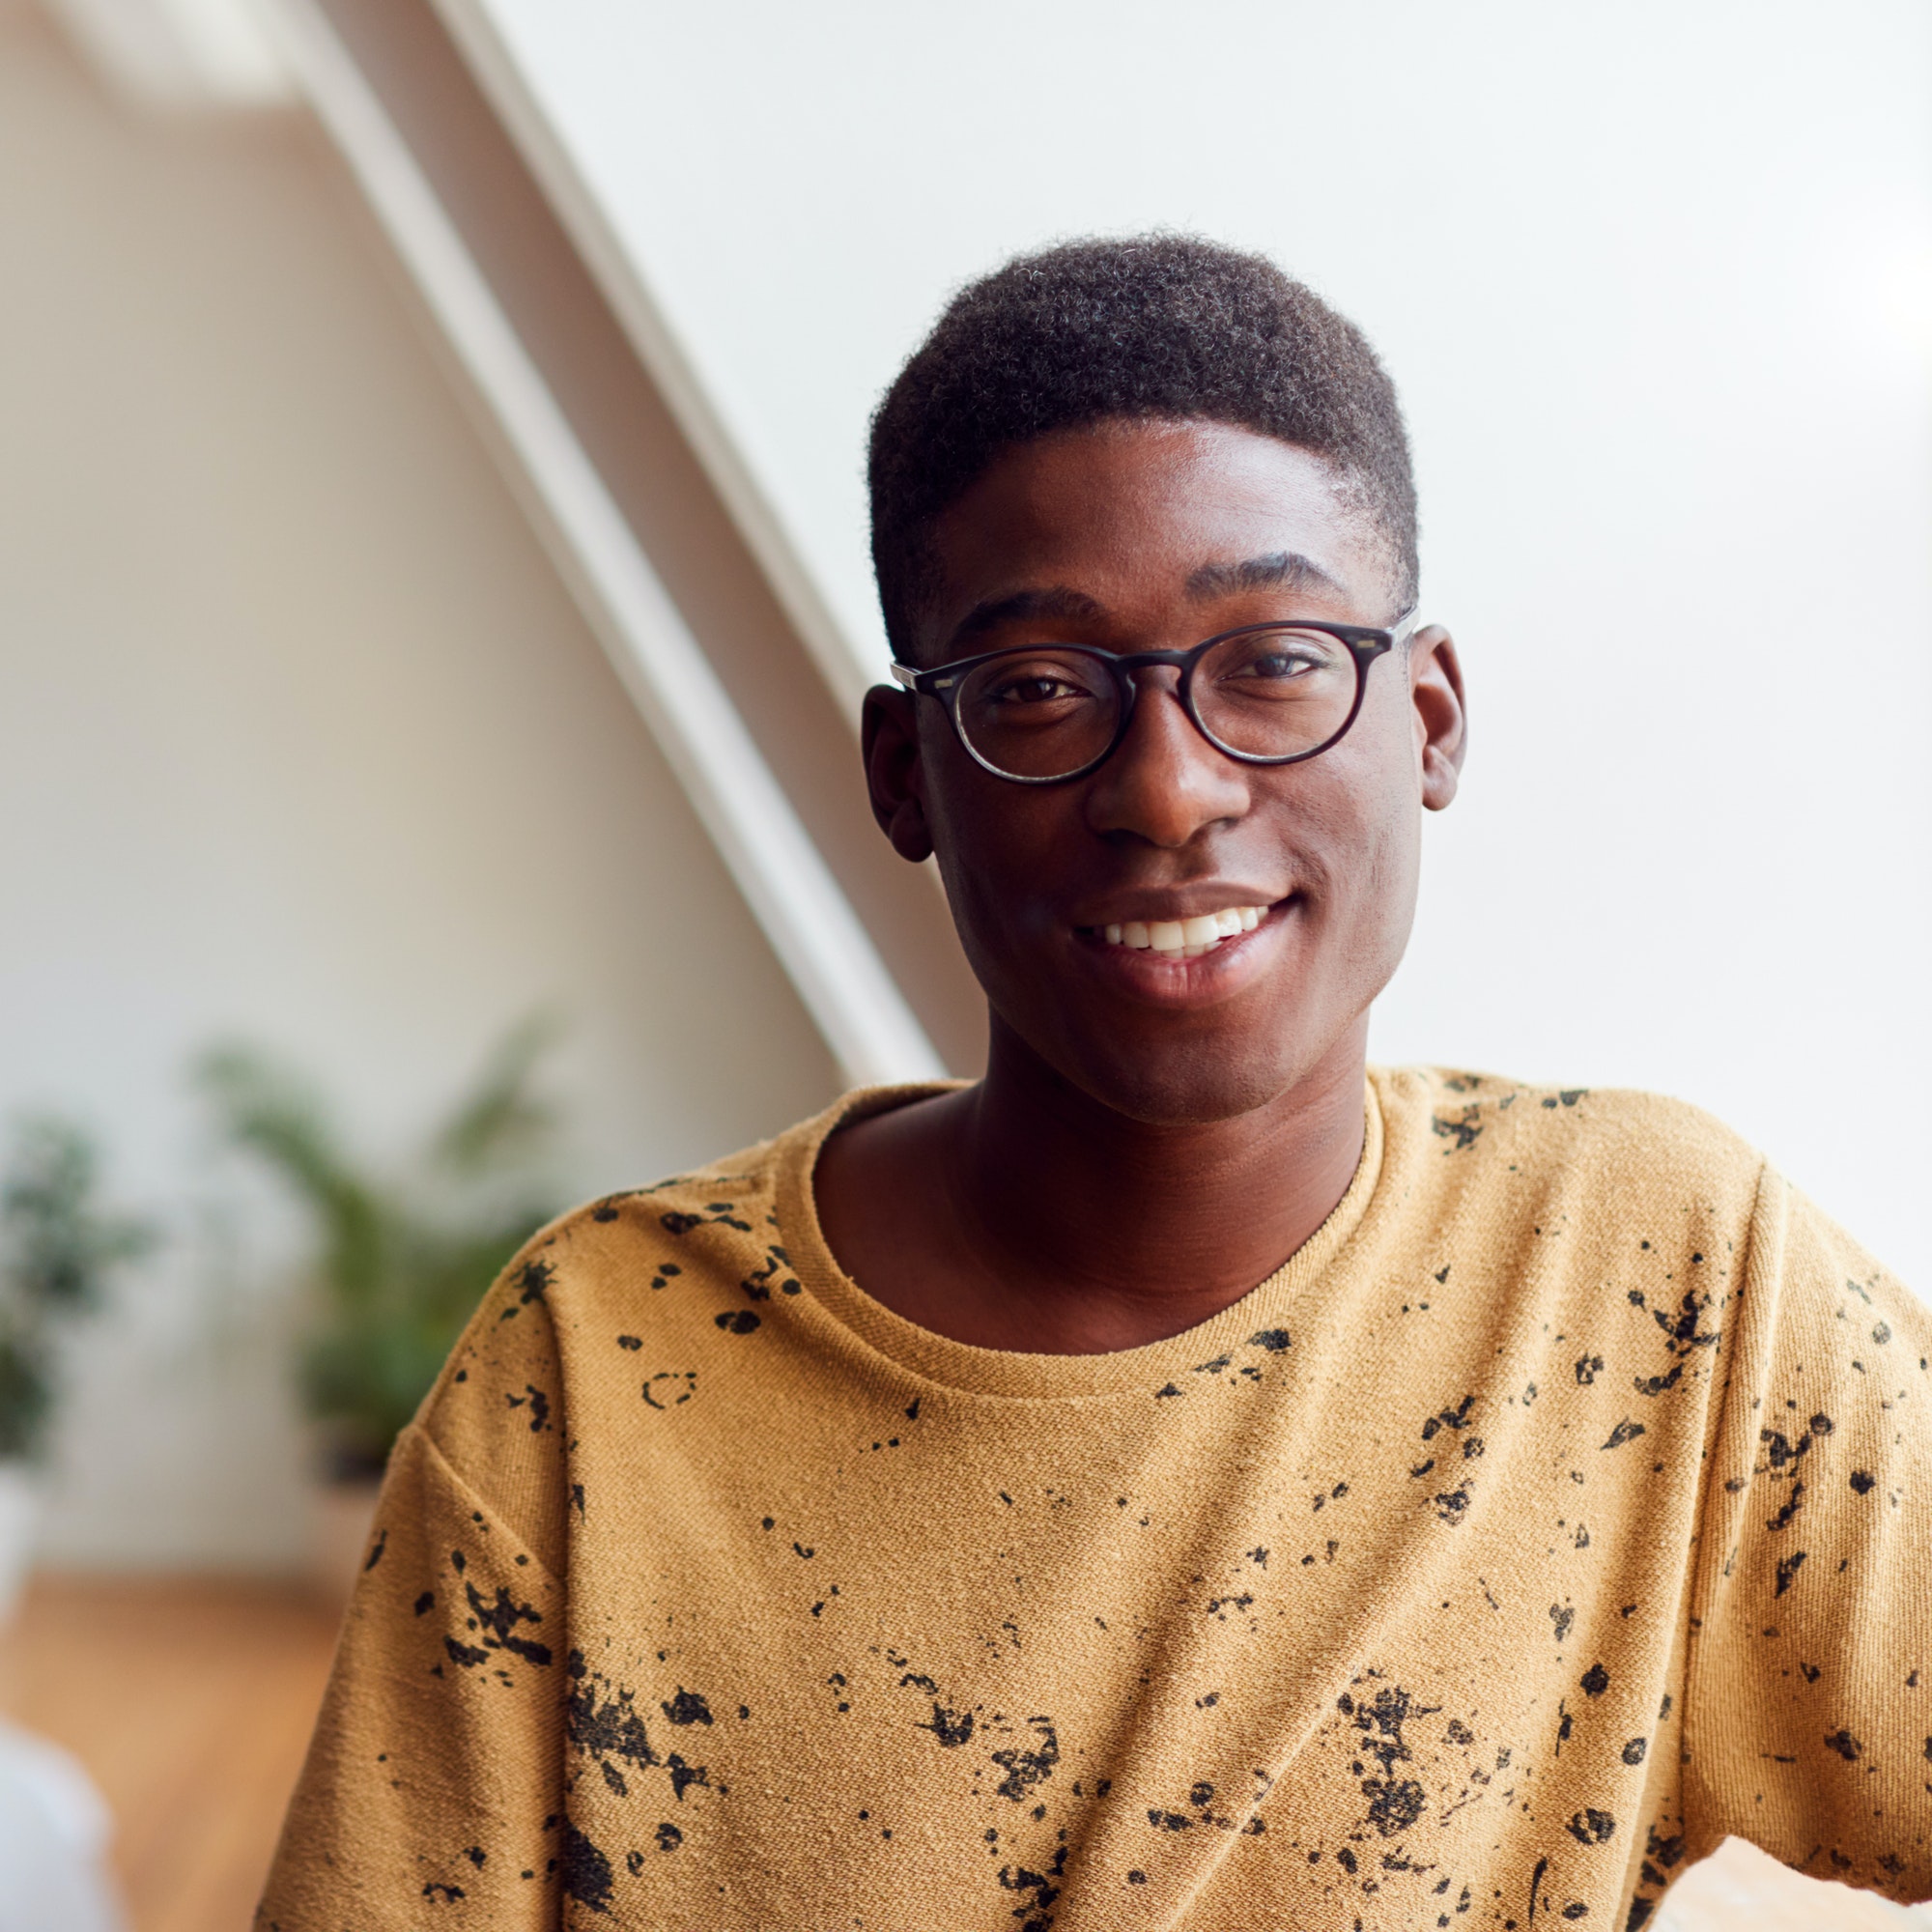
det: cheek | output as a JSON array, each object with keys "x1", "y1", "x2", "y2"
[
  {"x1": 1331, "y1": 730, "x2": 1425, "y2": 982},
  {"x1": 1285, "y1": 713, "x2": 1423, "y2": 964},
  {"x1": 922, "y1": 757, "x2": 1065, "y2": 960},
  {"x1": 1359, "y1": 802, "x2": 1422, "y2": 952}
]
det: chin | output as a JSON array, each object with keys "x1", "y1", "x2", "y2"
[{"x1": 1053, "y1": 1028, "x2": 1321, "y2": 1128}]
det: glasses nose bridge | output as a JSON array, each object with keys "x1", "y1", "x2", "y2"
[
  {"x1": 1108, "y1": 647, "x2": 1193, "y2": 724},
  {"x1": 1104, "y1": 648, "x2": 1218, "y2": 767}
]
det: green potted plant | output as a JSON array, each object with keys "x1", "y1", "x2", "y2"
[
  {"x1": 196, "y1": 1021, "x2": 564, "y2": 1599},
  {"x1": 0, "y1": 1117, "x2": 154, "y2": 1624}
]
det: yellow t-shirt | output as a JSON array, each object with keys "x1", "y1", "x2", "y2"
[{"x1": 258, "y1": 1069, "x2": 1932, "y2": 1930}]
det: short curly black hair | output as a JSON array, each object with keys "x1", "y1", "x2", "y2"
[{"x1": 867, "y1": 235, "x2": 1417, "y2": 658}]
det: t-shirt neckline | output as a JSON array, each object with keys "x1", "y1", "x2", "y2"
[{"x1": 772, "y1": 1075, "x2": 1386, "y2": 1401}]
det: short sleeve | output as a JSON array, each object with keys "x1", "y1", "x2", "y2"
[
  {"x1": 1684, "y1": 1169, "x2": 1932, "y2": 1899},
  {"x1": 256, "y1": 1246, "x2": 576, "y2": 1929}
]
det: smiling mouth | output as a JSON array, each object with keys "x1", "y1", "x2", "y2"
[{"x1": 1083, "y1": 903, "x2": 1271, "y2": 962}]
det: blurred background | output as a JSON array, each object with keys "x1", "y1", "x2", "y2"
[{"x1": 0, "y1": 0, "x2": 1926, "y2": 1924}]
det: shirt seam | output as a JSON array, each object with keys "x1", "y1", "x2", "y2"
[
  {"x1": 1677, "y1": 1150, "x2": 1776, "y2": 1822},
  {"x1": 410, "y1": 1416, "x2": 566, "y2": 1591}
]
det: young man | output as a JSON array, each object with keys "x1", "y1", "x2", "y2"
[{"x1": 260, "y1": 238, "x2": 1930, "y2": 1930}]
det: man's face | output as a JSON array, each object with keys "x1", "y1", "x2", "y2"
[{"x1": 864, "y1": 418, "x2": 1465, "y2": 1124}]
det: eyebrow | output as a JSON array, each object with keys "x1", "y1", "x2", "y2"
[
  {"x1": 945, "y1": 585, "x2": 1104, "y2": 652},
  {"x1": 937, "y1": 551, "x2": 1347, "y2": 657},
  {"x1": 1184, "y1": 551, "x2": 1345, "y2": 600}
]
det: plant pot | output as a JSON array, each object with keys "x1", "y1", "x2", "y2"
[
  {"x1": 0, "y1": 1717, "x2": 128, "y2": 1932},
  {"x1": 310, "y1": 1478, "x2": 384, "y2": 1616},
  {"x1": 0, "y1": 1463, "x2": 43, "y2": 1630}
]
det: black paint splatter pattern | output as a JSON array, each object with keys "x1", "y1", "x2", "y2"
[{"x1": 258, "y1": 1072, "x2": 1932, "y2": 1930}]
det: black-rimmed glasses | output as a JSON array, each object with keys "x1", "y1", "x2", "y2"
[{"x1": 891, "y1": 614, "x2": 1413, "y2": 784}]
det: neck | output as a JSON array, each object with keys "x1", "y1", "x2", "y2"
[{"x1": 943, "y1": 1015, "x2": 1370, "y2": 1350}]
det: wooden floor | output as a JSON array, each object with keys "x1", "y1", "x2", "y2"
[{"x1": 0, "y1": 1575, "x2": 339, "y2": 1932}]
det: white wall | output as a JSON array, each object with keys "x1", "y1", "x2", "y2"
[
  {"x1": 0, "y1": 0, "x2": 837, "y2": 1568},
  {"x1": 465, "y1": 0, "x2": 1932, "y2": 1290},
  {"x1": 5, "y1": 0, "x2": 1925, "y2": 1582}
]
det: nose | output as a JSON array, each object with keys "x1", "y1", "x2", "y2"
[{"x1": 1082, "y1": 668, "x2": 1252, "y2": 847}]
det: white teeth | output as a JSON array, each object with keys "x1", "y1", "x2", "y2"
[{"x1": 1094, "y1": 905, "x2": 1270, "y2": 956}]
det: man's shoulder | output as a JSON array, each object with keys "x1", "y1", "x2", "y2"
[
  {"x1": 1372, "y1": 1065, "x2": 1767, "y2": 1201},
  {"x1": 425, "y1": 1114, "x2": 832, "y2": 1457},
  {"x1": 521, "y1": 1126, "x2": 807, "y2": 1313}
]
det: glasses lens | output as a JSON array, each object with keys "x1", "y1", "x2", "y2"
[
  {"x1": 1193, "y1": 628, "x2": 1358, "y2": 760},
  {"x1": 953, "y1": 649, "x2": 1121, "y2": 779}
]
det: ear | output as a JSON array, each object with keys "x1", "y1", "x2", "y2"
[
  {"x1": 861, "y1": 685, "x2": 935, "y2": 863},
  {"x1": 1407, "y1": 625, "x2": 1467, "y2": 812}
]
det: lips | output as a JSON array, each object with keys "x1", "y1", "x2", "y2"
[{"x1": 1088, "y1": 903, "x2": 1270, "y2": 962}]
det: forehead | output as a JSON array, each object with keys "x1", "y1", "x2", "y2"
[{"x1": 919, "y1": 419, "x2": 1393, "y2": 652}]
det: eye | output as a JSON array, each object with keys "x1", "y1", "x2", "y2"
[
  {"x1": 986, "y1": 672, "x2": 1087, "y2": 705},
  {"x1": 1205, "y1": 629, "x2": 1350, "y2": 696},
  {"x1": 954, "y1": 650, "x2": 1119, "y2": 777},
  {"x1": 1225, "y1": 645, "x2": 1324, "y2": 681},
  {"x1": 972, "y1": 653, "x2": 1105, "y2": 710}
]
